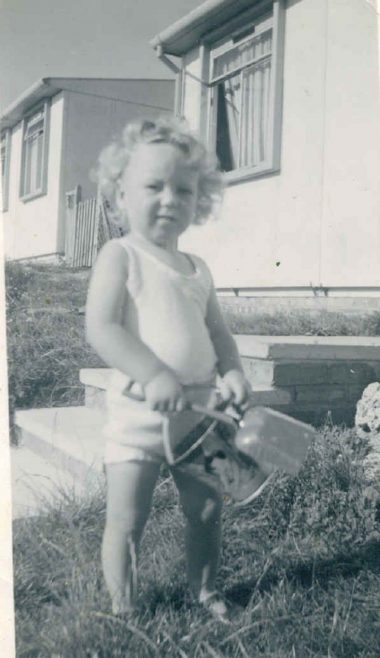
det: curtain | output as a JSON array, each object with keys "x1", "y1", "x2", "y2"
[
  {"x1": 216, "y1": 73, "x2": 241, "y2": 170},
  {"x1": 240, "y1": 58, "x2": 271, "y2": 166},
  {"x1": 213, "y1": 28, "x2": 273, "y2": 170}
]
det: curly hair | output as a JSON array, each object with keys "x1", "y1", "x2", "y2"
[{"x1": 94, "y1": 116, "x2": 224, "y2": 228}]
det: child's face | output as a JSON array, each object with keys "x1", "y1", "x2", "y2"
[{"x1": 117, "y1": 142, "x2": 199, "y2": 248}]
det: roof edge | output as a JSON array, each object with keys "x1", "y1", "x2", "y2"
[
  {"x1": 150, "y1": 0, "x2": 259, "y2": 55},
  {"x1": 0, "y1": 79, "x2": 58, "y2": 130},
  {"x1": 0, "y1": 77, "x2": 175, "y2": 130}
]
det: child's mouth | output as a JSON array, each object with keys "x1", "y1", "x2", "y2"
[{"x1": 157, "y1": 215, "x2": 175, "y2": 223}]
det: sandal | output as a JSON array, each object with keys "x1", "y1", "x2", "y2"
[{"x1": 198, "y1": 591, "x2": 232, "y2": 624}]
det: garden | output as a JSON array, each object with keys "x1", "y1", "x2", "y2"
[{"x1": 7, "y1": 261, "x2": 380, "y2": 657}]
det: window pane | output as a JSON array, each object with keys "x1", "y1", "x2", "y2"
[
  {"x1": 240, "y1": 58, "x2": 272, "y2": 167},
  {"x1": 24, "y1": 141, "x2": 32, "y2": 195},
  {"x1": 213, "y1": 29, "x2": 272, "y2": 79},
  {"x1": 23, "y1": 133, "x2": 43, "y2": 195},
  {"x1": 22, "y1": 107, "x2": 45, "y2": 195},
  {"x1": 215, "y1": 73, "x2": 241, "y2": 172},
  {"x1": 24, "y1": 120, "x2": 44, "y2": 141}
]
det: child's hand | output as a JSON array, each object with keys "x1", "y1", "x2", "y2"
[
  {"x1": 144, "y1": 369, "x2": 186, "y2": 413},
  {"x1": 220, "y1": 369, "x2": 252, "y2": 407}
]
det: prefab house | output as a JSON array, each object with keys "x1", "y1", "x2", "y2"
[
  {"x1": 1, "y1": 77, "x2": 174, "y2": 261},
  {"x1": 151, "y1": 0, "x2": 380, "y2": 311}
]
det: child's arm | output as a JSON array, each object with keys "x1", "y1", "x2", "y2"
[
  {"x1": 85, "y1": 240, "x2": 185, "y2": 411},
  {"x1": 205, "y1": 285, "x2": 251, "y2": 405}
]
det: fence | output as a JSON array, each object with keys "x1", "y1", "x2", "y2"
[{"x1": 64, "y1": 186, "x2": 123, "y2": 267}]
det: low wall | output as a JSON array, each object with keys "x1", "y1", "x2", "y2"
[
  {"x1": 235, "y1": 336, "x2": 380, "y2": 425},
  {"x1": 80, "y1": 336, "x2": 380, "y2": 427}
]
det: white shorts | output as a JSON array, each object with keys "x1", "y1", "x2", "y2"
[{"x1": 103, "y1": 379, "x2": 217, "y2": 465}]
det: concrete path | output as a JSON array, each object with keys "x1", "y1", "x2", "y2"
[
  {"x1": 12, "y1": 406, "x2": 105, "y2": 519},
  {"x1": 11, "y1": 444, "x2": 103, "y2": 519}
]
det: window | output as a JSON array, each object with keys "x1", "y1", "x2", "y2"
[
  {"x1": 1, "y1": 129, "x2": 11, "y2": 211},
  {"x1": 20, "y1": 101, "x2": 50, "y2": 200},
  {"x1": 205, "y1": 0, "x2": 284, "y2": 182}
]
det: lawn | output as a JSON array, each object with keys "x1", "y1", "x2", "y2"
[
  {"x1": 13, "y1": 426, "x2": 380, "y2": 657},
  {"x1": 6, "y1": 260, "x2": 380, "y2": 429},
  {"x1": 6, "y1": 261, "x2": 380, "y2": 656}
]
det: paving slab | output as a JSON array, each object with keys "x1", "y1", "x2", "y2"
[
  {"x1": 235, "y1": 335, "x2": 380, "y2": 361},
  {"x1": 79, "y1": 369, "x2": 292, "y2": 406},
  {"x1": 15, "y1": 406, "x2": 106, "y2": 477},
  {"x1": 80, "y1": 368, "x2": 112, "y2": 389},
  {"x1": 11, "y1": 445, "x2": 103, "y2": 519}
]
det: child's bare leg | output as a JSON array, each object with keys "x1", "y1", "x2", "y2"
[
  {"x1": 172, "y1": 466, "x2": 223, "y2": 601},
  {"x1": 102, "y1": 460, "x2": 160, "y2": 614}
]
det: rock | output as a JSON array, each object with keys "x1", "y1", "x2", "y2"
[
  {"x1": 355, "y1": 382, "x2": 380, "y2": 486},
  {"x1": 355, "y1": 382, "x2": 380, "y2": 437}
]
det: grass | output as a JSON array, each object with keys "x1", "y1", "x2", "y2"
[
  {"x1": 5, "y1": 260, "x2": 380, "y2": 434},
  {"x1": 6, "y1": 261, "x2": 380, "y2": 655},
  {"x1": 5, "y1": 262, "x2": 102, "y2": 441},
  {"x1": 222, "y1": 307, "x2": 380, "y2": 337},
  {"x1": 13, "y1": 426, "x2": 380, "y2": 657}
]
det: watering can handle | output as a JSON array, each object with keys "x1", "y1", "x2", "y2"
[{"x1": 122, "y1": 381, "x2": 237, "y2": 428}]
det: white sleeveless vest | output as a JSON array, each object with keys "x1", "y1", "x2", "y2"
[
  {"x1": 102, "y1": 236, "x2": 218, "y2": 456},
  {"x1": 108, "y1": 236, "x2": 218, "y2": 391}
]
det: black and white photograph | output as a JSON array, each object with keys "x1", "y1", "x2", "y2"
[{"x1": 1, "y1": 0, "x2": 380, "y2": 656}]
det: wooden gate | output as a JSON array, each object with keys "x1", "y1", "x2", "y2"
[{"x1": 64, "y1": 187, "x2": 123, "y2": 267}]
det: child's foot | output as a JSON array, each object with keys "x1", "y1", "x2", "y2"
[
  {"x1": 111, "y1": 599, "x2": 137, "y2": 617},
  {"x1": 198, "y1": 591, "x2": 231, "y2": 624}
]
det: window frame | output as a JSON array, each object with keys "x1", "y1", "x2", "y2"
[
  {"x1": 1, "y1": 128, "x2": 11, "y2": 212},
  {"x1": 19, "y1": 99, "x2": 50, "y2": 202},
  {"x1": 201, "y1": 0, "x2": 285, "y2": 184}
]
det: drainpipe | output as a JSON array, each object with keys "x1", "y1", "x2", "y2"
[{"x1": 154, "y1": 44, "x2": 183, "y2": 117}]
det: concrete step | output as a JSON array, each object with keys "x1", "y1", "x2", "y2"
[
  {"x1": 15, "y1": 406, "x2": 106, "y2": 481},
  {"x1": 11, "y1": 444, "x2": 102, "y2": 519},
  {"x1": 235, "y1": 335, "x2": 380, "y2": 361},
  {"x1": 79, "y1": 368, "x2": 293, "y2": 410},
  {"x1": 13, "y1": 382, "x2": 292, "y2": 514},
  {"x1": 241, "y1": 356, "x2": 380, "y2": 387}
]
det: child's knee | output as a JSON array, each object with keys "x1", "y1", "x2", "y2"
[
  {"x1": 183, "y1": 492, "x2": 222, "y2": 526},
  {"x1": 105, "y1": 508, "x2": 147, "y2": 538}
]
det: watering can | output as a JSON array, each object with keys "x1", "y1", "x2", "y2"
[{"x1": 122, "y1": 382, "x2": 316, "y2": 505}]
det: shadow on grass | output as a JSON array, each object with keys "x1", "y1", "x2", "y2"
[
  {"x1": 226, "y1": 538, "x2": 380, "y2": 607},
  {"x1": 143, "y1": 584, "x2": 188, "y2": 615}
]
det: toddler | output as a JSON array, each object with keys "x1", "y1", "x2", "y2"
[{"x1": 86, "y1": 117, "x2": 252, "y2": 622}]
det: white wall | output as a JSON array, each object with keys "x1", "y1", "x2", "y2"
[
  {"x1": 320, "y1": 0, "x2": 380, "y2": 286},
  {"x1": 3, "y1": 93, "x2": 64, "y2": 260},
  {"x1": 181, "y1": 0, "x2": 380, "y2": 291},
  {"x1": 59, "y1": 80, "x2": 174, "y2": 252}
]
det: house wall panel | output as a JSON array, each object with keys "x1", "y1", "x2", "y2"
[
  {"x1": 320, "y1": 0, "x2": 380, "y2": 285},
  {"x1": 60, "y1": 81, "x2": 175, "y2": 251},
  {"x1": 3, "y1": 94, "x2": 64, "y2": 260},
  {"x1": 181, "y1": 0, "x2": 380, "y2": 291},
  {"x1": 182, "y1": 48, "x2": 204, "y2": 132},
  {"x1": 182, "y1": 0, "x2": 326, "y2": 288}
]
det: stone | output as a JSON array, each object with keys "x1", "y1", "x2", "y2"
[
  {"x1": 355, "y1": 382, "x2": 380, "y2": 486},
  {"x1": 355, "y1": 382, "x2": 380, "y2": 436}
]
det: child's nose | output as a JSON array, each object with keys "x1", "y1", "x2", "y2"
[{"x1": 160, "y1": 185, "x2": 177, "y2": 205}]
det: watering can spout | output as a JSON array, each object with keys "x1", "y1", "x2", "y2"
[
  {"x1": 188, "y1": 403, "x2": 316, "y2": 476},
  {"x1": 234, "y1": 406, "x2": 316, "y2": 476}
]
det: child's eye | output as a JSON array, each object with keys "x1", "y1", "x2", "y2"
[
  {"x1": 178, "y1": 187, "x2": 193, "y2": 196},
  {"x1": 146, "y1": 182, "x2": 161, "y2": 191}
]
